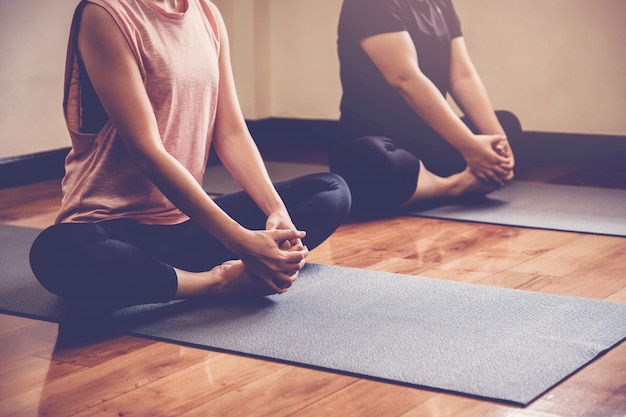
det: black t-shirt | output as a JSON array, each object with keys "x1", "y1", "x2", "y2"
[{"x1": 337, "y1": 0, "x2": 462, "y2": 140}]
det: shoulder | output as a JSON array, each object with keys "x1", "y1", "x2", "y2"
[
  {"x1": 77, "y1": 1, "x2": 139, "y2": 71},
  {"x1": 196, "y1": 0, "x2": 224, "y2": 44},
  {"x1": 79, "y1": 0, "x2": 128, "y2": 34},
  {"x1": 434, "y1": 0, "x2": 462, "y2": 37},
  {"x1": 79, "y1": 2, "x2": 122, "y2": 40},
  {"x1": 339, "y1": 0, "x2": 407, "y2": 40},
  {"x1": 435, "y1": 0, "x2": 458, "y2": 15},
  {"x1": 341, "y1": 0, "x2": 404, "y2": 16},
  {"x1": 81, "y1": 0, "x2": 125, "y2": 16}
]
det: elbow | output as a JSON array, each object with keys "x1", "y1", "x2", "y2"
[
  {"x1": 386, "y1": 71, "x2": 428, "y2": 99},
  {"x1": 128, "y1": 145, "x2": 170, "y2": 179},
  {"x1": 132, "y1": 152, "x2": 155, "y2": 176},
  {"x1": 386, "y1": 72, "x2": 417, "y2": 94},
  {"x1": 449, "y1": 70, "x2": 478, "y2": 93}
]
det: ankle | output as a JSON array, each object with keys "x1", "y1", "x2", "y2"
[{"x1": 174, "y1": 267, "x2": 222, "y2": 299}]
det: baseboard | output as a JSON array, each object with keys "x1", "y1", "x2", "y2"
[
  {"x1": 513, "y1": 131, "x2": 626, "y2": 161},
  {"x1": 246, "y1": 118, "x2": 339, "y2": 145},
  {"x1": 1, "y1": 118, "x2": 625, "y2": 189},
  {"x1": 0, "y1": 148, "x2": 69, "y2": 190}
]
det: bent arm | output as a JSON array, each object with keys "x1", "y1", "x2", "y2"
[
  {"x1": 78, "y1": 4, "x2": 249, "y2": 249},
  {"x1": 360, "y1": 31, "x2": 512, "y2": 183},
  {"x1": 210, "y1": 10, "x2": 291, "y2": 224},
  {"x1": 360, "y1": 31, "x2": 476, "y2": 153},
  {"x1": 449, "y1": 37, "x2": 514, "y2": 168},
  {"x1": 209, "y1": 8, "x2": 308, "y2": 276},
  {"x1": 78, "y1": 5, "x2": 306, "y2": 292},
  {"x1": 449, "y1": 37, "x2": 505, "y2": 136}
]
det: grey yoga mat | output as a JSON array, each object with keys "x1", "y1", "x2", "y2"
[
  {"x1": 203, "y1": 161, "x2": 329, "y2": 195},
  {"x1": 1, "y1": 224, "x2": 625, "y2": 405},
  {"x1": 205, "y1": 164, "x2": 626, "y2": 237},
  {"x1": 406, "y1": 181, "x2": 626, "y2": 237}
]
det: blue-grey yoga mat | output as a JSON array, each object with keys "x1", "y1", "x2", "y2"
[
  {"x1": 1, "y1": 224, "x2": 625, "y2": 405},
  {"x1": 203, "y1": 161, "x2": 329, "y2": 195},
  {"x1": 406, "y1": 181, "x2": 626, "y2": 237}
]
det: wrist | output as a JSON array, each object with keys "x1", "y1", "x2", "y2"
[
  {"x1": 456, "y1": 133, "x2": 479, "y2": 156},
  {"x1": 220, "y1": 222, "x2": 252, "y2": 255}
]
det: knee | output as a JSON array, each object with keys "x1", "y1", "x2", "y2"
[
  {"x1": 30, "y1": 226, "x2": 67, "y2": 296},
  {"x1": 29, "y1": 224, "x2": 96, "y2": 297},
  {"x1": 328, "y1": 172, "x2": 352, "y2": 219},
  {"x1": 329, "y1": 136, "x2": 420, "y2": 217},
  {"x1": 330, "y1": 136, "x2": 396, "y2": 176},
  {"x1": 345, "y1": 135, "x2": 396, "y2": 158},
  {"x1": 495, "y1": 110, "x2": 523, "y2": 138},
  {"x1": 331, "y1": 135, "x2": 416, "y2": 187},
  {"x1": 305, "y1": 172, "x2": 352, "y2": 220}
]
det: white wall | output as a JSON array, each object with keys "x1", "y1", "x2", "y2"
[
  {"x1": 213, "y1": 0, "x2": 342, "y2": 120},
  {"x1": 0, "y1": 0, "x2": 77, "y2": 158},
  {"x1": 453, "y1": 0, "x2": 626, "y2": 135},
  {"x1": 2, "y1": 0, "x2": 625, "y2": 159},
  {"x1": 219, "y1": 0, "x2": 626, "y2": 134},
  {"x1": 212, "y1": 0, "x2": 273, "y2": 119}
]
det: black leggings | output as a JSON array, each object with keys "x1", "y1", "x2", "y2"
[
  {"x1": 329, "y1": 111, "x2": 522, "y2": 218},
  {"x1": 29, "y1": 173, "x2": 351, "y2": 309}
]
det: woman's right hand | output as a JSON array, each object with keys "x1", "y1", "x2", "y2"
[
  {"x1": 234, "y1": 228, "x2": 308, "y2": 294},
  {"x1": 462, "y1": 134, "x2": 515, "y2": 187}
]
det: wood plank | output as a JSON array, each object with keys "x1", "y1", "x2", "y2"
[
  {"x1": 0, "y1": 179, "x2": 61, "y2": 228},
  {"x1": 509, "y1": 234, "x2": 625, "y2": 277},
  {"x1": 3, "y1": 342, "x2": 215, "y2": 417},
  {"x1": 177, "y1": 365, "x2": 358, "y2": 417},
  {"x1": 525, "y1": 342, "x2": 626, "y2": 417},
  {"x1": 74, "y1": 353, "x2": 289, "y2": 416},
  {"x1": 0, "y1": 319, "x2": 58, "y2": 365},
  {"x1": 399, "y1": 392, "x2": 519, "y2": 417},
  {"x1": 0, "y1": 355, "x2": 84, "y2": 404},
  {"x1": 0, "y1": 158, "x2": 625, "y2": 417},
  {"x1": 0, "y1": 313, "x2": 42, "y2": 335},
  {"x1": 290, "y1": 379, "x2": 436, "y2": 417}
]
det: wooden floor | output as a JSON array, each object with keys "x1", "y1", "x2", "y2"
[{"x1": 1, "y1": 150, "x2": 625, "y2": 417}]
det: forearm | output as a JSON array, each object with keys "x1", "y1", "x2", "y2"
[
  {"x1": 213, "y1": 131, "x2": 287, "y2": 218},
  {"x1": 395, "y1": 73, "x2": 477, "y2": 155},
  {"x1": 397, "y1": 74, "x2": 513, "y2": 183},
  {"x1": 210, "y1": 6, "x2": 288, "y2": 222},
  {"x1": 362, "y1": 31, "x2": 512, "y2": 184},
  {"x1": 450, "y1": 73, "x2": 505, "y2": 136},
  {"x1": 360, "y1": 31, "x2": 477, "y2": 154},
  {"x1": 449, "y1": 37, "x2": 505, "y2": 136},
  {"x1": 136, "y1": 148, "x2": 250, "y2": 250}
]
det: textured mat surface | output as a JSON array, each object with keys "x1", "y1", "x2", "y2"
[
  {"x1": 1, "y1": 224, "x2": 625, "y2": 405},
  {"x1": 406, "y1": 181, "x2": 626, "y2": 237},
  {"x1": 203, "y1": 161, "x2": 329, "y2": 195}
]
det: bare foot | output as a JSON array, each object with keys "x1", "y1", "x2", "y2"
[
  {"x1": 214, "y1": 260, "x2": 278, "y2": 296},
  {"x1": 175, "y1": 260, "x2": 276, "y2": 299},
  {"x1": 403, "y1": 162, "x2": 498, "y2": 207},
  {"x1": 448, "y1": 167, "x2": 499, "y2": 198}
]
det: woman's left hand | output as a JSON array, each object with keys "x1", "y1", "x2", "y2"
[
  {"x1": 239, "y1": 210, "x2": 307, "y2": 292},
  {"x1": 266, "y1": 211, "x2": 303, "y2": 248}
]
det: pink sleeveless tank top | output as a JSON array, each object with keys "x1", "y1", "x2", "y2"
[{"x1": 58, "y1": 0, "x2": 221, "y2": 225}]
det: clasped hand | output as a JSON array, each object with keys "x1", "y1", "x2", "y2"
[
  {"x1": 237, "y1": 211, "x2": 308, "y2": 294},
  {"x1": 463, "y1": 134, "x2": 515, "y2": 187}
]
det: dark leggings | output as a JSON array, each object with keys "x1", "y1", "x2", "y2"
[
  {"x1": 29, "y1": 173, "x2": 351, "y2": 309},
  {"x1": 329, "y1": 111, "x2": 522, "y2": 218}
]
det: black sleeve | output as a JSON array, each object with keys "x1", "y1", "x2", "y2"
[
  {"x1": 438, "y1": 0, "x2": 462, "y2": 39},
  {"x1": 339, "y1": 0, "x2": 407, "y2": 42}
]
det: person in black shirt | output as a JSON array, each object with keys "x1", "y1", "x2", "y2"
[{"x1": 331, "y1": 0, "x2": 516, "y2": 218}]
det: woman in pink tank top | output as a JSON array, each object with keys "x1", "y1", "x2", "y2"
[{"x1": 29, "y1": 0, "x2": 351, "y2": 326}]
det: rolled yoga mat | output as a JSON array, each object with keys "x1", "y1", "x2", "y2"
[
  {"x1": 1, "y1": 224, "x2": 625, "y2": 405},
  {"x1": 405, "y1": 181, "x2": 626, "y2": 237}
]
